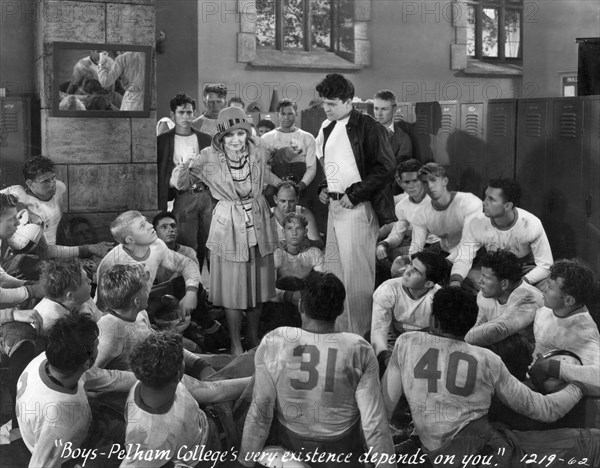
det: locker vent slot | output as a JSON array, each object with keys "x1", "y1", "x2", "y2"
[
  {"x1": 440, "y1": 114, "x2": 453, "y2": 135},
  {"x1": 415, "y1": 114, "x2": 431, "y2": 135},
  {"x1": 558, "y1": 112, "x2": 577, "y2": 138},
  {"x1": 491, "y1": 114, "x2": 507, "y2": 137},
  {"x1": 464, "y1": 114, "x2": 479, "y2": 136},
  {"x1": 525, "y1": 113, "x2": 542, "y2": 137}
]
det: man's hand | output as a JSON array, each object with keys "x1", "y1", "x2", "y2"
[
  {"x1": 318, "y1": 187, "x2": 329, "y2": 204},
  {"x1": 179, "y1": 291, "x2": 198, "y2": 319},
  {"x1": 449, "y1": 281, "x2": 462, "y2": 288},
  {"x1": 25, "y1": 282, "x2": 44, "y2": 299},
  {"x1": 87, "y1": 242, "x2": 114, "y2": 258},
  {"x1": 297, "y1": 181, "x2": 307, "y2": 194},
  {"x1": 376, "y1": 244, "x2": 388, "y2": 260},
  {"x1": 529, "y1": 353, "x2": 553, "y2": 392},
  {"x1": 13, "y1": 309, "x2": 43, "y2": 334},
  {"x1": 340, "y1": 194, "x2": 355, "y2": 209}
]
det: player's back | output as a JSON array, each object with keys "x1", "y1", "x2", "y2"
[{"x1": 258, "y1": 327, "x2": 376, "y2": 439}]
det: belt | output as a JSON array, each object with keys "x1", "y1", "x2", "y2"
[{"x1": 328, "y1": 192, "x2": 345, "y2": 200}]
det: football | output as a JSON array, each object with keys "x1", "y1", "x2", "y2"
[
  {"x1": 8, "y1": 223, "x2": 43, "y2": 253},
  {"x1": 257, "y1": 446, "x2": 311, "y2": 468},
  {"x1": 539, "y1": 349, "x2": 583, "y2": 394}
]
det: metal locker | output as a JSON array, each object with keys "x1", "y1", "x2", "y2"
[
  {"x1": 410, "y1": 101, "x2": 436, "y2": 162},
  {"x1": 300, "y1": 107, "x2": 326, "y2": 138},
  {"x1": 394, "y1": 102, "x2": 412, "y2": 123},
  {"x1": 455, "y1": 102, "x2": 486, "y2": 196},
  {"x1": 485, "y1": 99, "x2": 517, "y2": 181},
  {"x1": 515, "y1": 98, "x2": 552, "y2": 220},
  {"x1": 0, "y1": 97, "x2": 31, "y2": 189},
  {"x1": 433, "y1": 101, "x2": 458, "y2": 166},
  {"x1": 583, "y1": 96, "x2": 600, "y2": 275}
]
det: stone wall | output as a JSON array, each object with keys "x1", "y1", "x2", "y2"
[{"x1": 36, "y1": 0, "x2": 157, "y2": 241}]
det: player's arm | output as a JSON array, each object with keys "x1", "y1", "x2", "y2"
[
  {"x1": 381, "y1": 341, "x2": 406, "y2": 419},
  {"x1": 303, "y1": 208, "x2": 324, "y2": 250},
  {"x1": 355, "y1": 345, "x2": 397, "y2": 468},
  {"x1": 160, "y1": 241, "x2": 201, "y2": 317},
  {"x1": 93, "y1": 329, "x2": 124, "y2": 369},
  {"x1": 449, "y1": 218, "x2": 481, "y2": 285},
  {"x1": 97, "y1": 53, "x2": 123, "y2": 88},
  {"x1": 382, "y1": 214, "x2": 410, "y2": 251},
  {"x1": 29, "y1": 422, "x2": 85, "y2": 468},
  {"x1": 182, "y1": 374, "x2": 251, "y2": 404},
  {"x1": 524, "y1": 220, "x2": 553, "y2": 284},
  {"x1": 299, "y1": 134, "x2": 317, "y2": 188},
  {"x1": 238, "y1": 344, "x2": 277, "y2": 467},
  {"x1": 408, "y1": 222, "x2": 428, "y2": 256},
  {"x1": 183, "y1": 349, "x2": 215, "y2": 380},
  {"x1": 370, "y1": 285, "x2": 395, "y2": 359},
  {"x1": 83, "y1": 365, "x2": 137, "y2": 394},
  {"x1": 495, "y1": 358, "x2": 583, "y2": 422}
]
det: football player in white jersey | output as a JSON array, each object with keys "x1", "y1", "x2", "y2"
[
  {"x1": 382, "y1": 287, "x2": 600, "y2": 467},
  {"x1": 239, "y1": 271, "x2": 396, "y2": 468}
]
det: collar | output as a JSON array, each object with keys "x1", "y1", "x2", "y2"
[{"x1": 387, "y1": 122, "x2": 394, "y2": 132}]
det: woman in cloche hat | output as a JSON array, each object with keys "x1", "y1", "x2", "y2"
[{"x1": 176, "y1": 107, "x2": 283, "y2": 355}]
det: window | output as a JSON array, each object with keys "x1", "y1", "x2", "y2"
[
  {"x1": 255, "y1": 0, "x2": 355, "y2": 60},
  {"x1": 466, "y1": 0, "x2": 522, "y2": 61}
]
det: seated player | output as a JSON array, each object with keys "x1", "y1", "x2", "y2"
[
  {"x1": 95, "y1": 210, "x2": 200, "y2": 317},
  {"x1": 239, "y1": 271, "x2": 396, "y2": 468},
  {"x1": 450, "y1": 179, "x2": 554, "y2": 287},
  {"x1": 409, "y1": 162, "x2": 481, "y2": 258},
  {"x1": 16, "y1": 315, "x2": 137, "y2": 468},
  {"x1": 257, "y1": 119, "x2": 275, "y2": 137},
  {"x1": 381, "y1": 287, "x2": 597, "y2": 467},
  {"x1": 376, "y1": 159, "x2": 440, "y2": 283},
  {"x1": 530, "y1": 259, "x2": 600, "y2": 396},
  {"x1": 272, "y1": 182, "x2": 323, "y2": 250},
  {"x1": 371, "y1": 251, "x2": 449, "y2": 373},
  {"x1": 465, "y1": 250, "x2": 544, "y2": 348},
  {"x1": 121, "y1": 332, "x2": 221, "y2": 467},
  {"x1": 35, "y1": 258, "x2": 102, "y2": 333}
]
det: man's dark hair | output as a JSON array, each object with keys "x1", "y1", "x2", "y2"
[
  {"x1": 228, "y1": 96, "x2": 245, "y2": 109},
  {"x1": 86, "y1": 95, "x2": 113, "y2": 111},
  {"x1": 300, "y1": 271, "x2": 346, "y2": 322},
  {"x1": 23, "y1": 156, "x2": 55, "y2": 181},
  {"x1": 152, "y1": 211, "x2": 176, "y2": 229},
  {"x1": 550, "y1": 259, "x2": 599, "y2": 306},
  {"x1": 46, "y1": 315, "x2": 99, "y2": 373},
  {"x1": 257, "y1": 120, "x2": 275, "y2": 131},
  {"x1": 203, "y1": 83, "x2": 227, "y2": 98},
  {"x1": 480, "y1": 250, "x2": 522, "y2": 283},
  {"x1": 397, "y1": 158, "x2": 423, "y2": 177},
  {"x1": 275, "y1": 181, "x2": 299, "y2": 198},
  {"x1": 0, "y1": 193, "x2": 18, "y2": 217},
  {"x1": 130, "y1": 332, "x2": 183, "y2": 388},
  {"x1": 170, "y1": 92, "x2": 196, "y2": 112},
  {"x1": 40, "y1": 259, "x2": 84, "y2": 301},
  {"x1": 82, "y1": 79, "x2": 106, "y2": 95},
  {"x1": 374, "y1": 90, "x2": 397, "y2": 103},
  {"x1": 411, "y1": 251, "x2": 450, "y2": 285},
  {"x1": 315, "y1": 74, "x2": 355, "y2": 102},
  {"x1": 487, "y1": 179, "x2": 521, "y2": 207},
  {"x1": 432, "y1": 287, "x2": 478, "y2": 337},
  {"x1": 488, "y1": 334, "x2": 532, "y2": 381},
  {"x1": 277, "y1": 99, "x2": 298, "y2": 113}
]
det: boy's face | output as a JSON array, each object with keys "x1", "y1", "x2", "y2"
[
  {"x1": 320, "y1": 97, "x2": 353, "y2": 122},
  {"x1": 401, "y1": 258, "x2": 429, "y2": 290},
  {"x1": 127, "y1": 217, "x2": 157, "y2": 246},
  {"x1": 0, "y1": 207, "x2": 20, "y2": 239},
  {"x1": 171, "y1": 103, "x2": 194, "y2": 133},
  {"x1": 420, "y1": 175, "x2": 447, "y2": 200},
  {"x1": 478, "y1": 267, "x2": 503, "y2": 299},
  {"x1": 26, "y1": 171, "x2": 57, "y2": 201},
  {"x1": 71, "y1": 222, "x2": 95, "y2": 245},
  {"x1": 542, "y1": 277, "x2": 570, "y2": 316},
  {"x1": 203, "y1": 92, "x2": 226, "y2": 118},
  {"x1": 483, "y1": 187, "x2": 508, "y2": 219},
  {"x1": 283, "y1": 219, "x2": 307, "y2": 248},
  {"x1": 155, "y1": 216, "x2": 178, "y2": 244},
  {"x1": 398, "y1": 171, "x2": 425, "y2": 200},
  {"x1": 257, "y1": 126, "x2": 271, "y2": 136},
  {"x1": 134, "y1": 283, "x2": 150, "y2": 312},
  {"x1": 70, "y1": 268, "x2": 92, "y2": 305}
]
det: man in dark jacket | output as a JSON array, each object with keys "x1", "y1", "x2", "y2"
[
  {"x1": 157, "y1": 92, "x2": 212, "y2": 269},
  {"x1": 316, "y1": 73, "x2": 396, "y2": 337}
]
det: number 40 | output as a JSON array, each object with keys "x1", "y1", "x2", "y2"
[{"x1": 413, "y1": 348, "x2": 477, "y2": 397}]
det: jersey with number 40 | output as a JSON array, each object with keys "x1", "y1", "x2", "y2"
[{"x1": 382, "y1": 332, "x2": 583, "y2": 452}]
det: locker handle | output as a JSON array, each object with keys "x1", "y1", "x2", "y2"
[{"x1": 585, "y1": 195, "x2": 592, "y2": 218}]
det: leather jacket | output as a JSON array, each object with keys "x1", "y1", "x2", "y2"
[{"x1": 319, "y1": 109, "x2": 397, "y2": 225}]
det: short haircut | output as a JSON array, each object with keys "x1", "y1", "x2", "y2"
[
  {"x1": 152, "y1": 211, "x2": 176, "y2": 229},
  {"x1": 86, "y1": 95, "x2": 112, "y2": 111},
  {"x1": 98, "y1": 264, "x2": 147, "y2": 310},
  {"x1": 275, "y1": 181, "x2": 300, "y2": 198},
  {"x1": 374, "y1": 89, "x2": 397, "y2": 103},
  {"x1": 300, "y1": 271, "x2": 346, "y2": 322},
  {"x1": 110, "y1": 210, "x2": 143, "y2": 244},
  {"x1": 282, "y1": 212, "x2": 308, "y2": 230},
  {"x1": 480, "y1": 250, "x2": 522, "y2": 283},
  {"x1": 418, "y1": 162, "x2": 446, "y2": 180},
  {"x1": 169, "y1": 92, "x2": 196, "y2": 112},
  {"x1": 0, "y1": 193, "x2": 18, "y2": 217},
  {"x1": 63, "y1": 217, "x2": 95, "y2": 245},
  {"x1": 130, "y1": 332, "x2": 183, "y2": 388},
  {"x1": 203, "y1": 83, "x2": 227, "y2": 98},
  {"x1": 488, "y1": 179, "x2": 521, "y2": 207},
  {"x1": 46, "y1": 315, "x2": 99, "y2": 373},
  {"x1": 488, "y1": 334, "x2": 532, "y2": 381},
  {"x1": 411, "y1": 251, "x2": 450, "y2": 284},
  {"x1": 277, "y1": 99, "x2": 298, "y2": 113},
  {"x1": 550, "y1": 259, "x2": 598, "y2": 305},
  {"x1": 82, "y1": 79, "x2": 104, "y2": 95},
  {"x1": 397, "y1": 159, "x2": 423, "y2": 177},
  {"x1": 315, "y1": 73, "x2": 355, "y2": 102},
  {"x1": 432, "y1": 287, "x2": 478, "y2": 337},
  {"x1": 257, "y1": 119, "x2": 275, "y2": 131},
  {"x1": 23, "y1": 156, "x2": 55, "y2": 181},
  {"x1": 228, "y1": 96, "x2": 245, "y2": 109},
  {"x1": 40, "y1": 259, "x2": 84, "y2": 301}
]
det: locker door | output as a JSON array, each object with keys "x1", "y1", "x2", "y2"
[
  {"x1": 0, "y1": 97, "x2": 30, "y2": 189},
  {"x1": 516, "y1": 99, "x2": 551, "y2": 219},
  {"x1": 300, "y1": 107, "x2": 326, "y2": 138},
  {"x1": 456, "y1": 102, "x2": 486, "y2": 196},
  {"x1": 395, "y1": 102, "x2": 412, "y2": 123},
  {"x1": 433, "y1": 101, "x2": 458, "y2": 166},
  {"x1": 546, "y1": 98, "x2": 586, "y2": 258},
  {"x1": 485, "y1": 99, "x2": 516, "y2": 181},
  {"x1": 584, "y1": 96, "x2": 600, "y2": 274},
  {"x1": 411, "y1": 102, "x2": 435, "y2": 162}
]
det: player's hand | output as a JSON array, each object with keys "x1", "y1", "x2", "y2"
[
  {"x1": 318, "y1": 187, "x2": 329, "y2": 204},
  {"x1": 25, "y1": 282, "x2": 44, "y2": 299},
  {"x1": 529, "y1": 353, "x2": 552, "y2": 392},
  {"x1": 297, "y1": 181, "x2": 307, "y2": 194},
  {"x1": 449, "y1": 280, "x2": 462, "y2": 288},
  {"x1": 98, "y1": 51, "x2": 110, "y2": 65},
  {"x1": 340, "y1": 194, "x2": 355, "y2": 209},
  {"x1": 376, "y1": 244, "x2": 388, "y2": 260},
  {"x1": 179, "y1": 291, "x2": 197, "y2": 319},
  {"x1": 87, "y1": 242, "x2": 113, "y2": 258},
  {"x1": 13, "y1": 309, "x2": 43, "y2": 334}
]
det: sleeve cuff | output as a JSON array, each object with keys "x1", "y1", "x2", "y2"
[
  {"x1": 79, "y1": 245, "x2": 92, "y2": 258},
  {"x1": 185, "y1": 286, "x2": 199, "y2": 294},
  {"x1": 449, "y1": 274, "x2": 464, "y2": 284},
  {"x1": 548, "y1": 359, "x2": 561, "y2": 379}
]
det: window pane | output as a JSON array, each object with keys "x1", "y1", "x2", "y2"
[
  {"x1": 337, "y1": 0, "x2": 354, "y2": 56},
  {"x1": 481, "y1": 7, "x2": 498, "y2": 57},
  {"x1": 284, "y1": 0, "x2": 304, "y2": 49},
  {"x1": 312, "y1": 0, "x2": 331, "y2": 50},
  {"x1": 256, "y1": 0, "x2": 275, "y2": 47},
  {"x1": 467, "y1": 5, "x2": 476, "y2": 57},
  {"x1": 504, "y1": 9, "x2": 521, "y2": 58}
]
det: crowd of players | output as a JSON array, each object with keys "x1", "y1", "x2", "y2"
[{"x1": 0, "y1": 72, "x2": 599, "y2": 467}]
